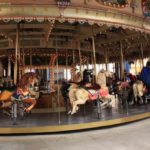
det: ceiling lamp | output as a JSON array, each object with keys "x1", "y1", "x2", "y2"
[
  {"x1": 56, "y1": 0, "x2": 71, "y2": 16},
  {"x1": 57, "y1": 0, "x2": 71, "y2": 8}
]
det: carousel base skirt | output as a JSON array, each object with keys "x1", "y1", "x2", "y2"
[{"x1": 0, "y1": 104, "x2": 150, "y2": 134}]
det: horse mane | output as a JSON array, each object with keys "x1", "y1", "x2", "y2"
[{"x1": 17, "y1": 72, "x2": 38, "y2": 91}]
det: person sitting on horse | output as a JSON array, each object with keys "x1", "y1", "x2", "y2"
[
  {"x1": 127, "y1": 72, "x2": 137, "y2": 85},
  {"x1": 12, "y1": 76, "x2": 37, "y2": 112},
  {"x1": 140, "y1": 59, "x2": 150, "y2": 94}
]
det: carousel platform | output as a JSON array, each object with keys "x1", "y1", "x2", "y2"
[{"x1": 0, "y1": 101, "x2": 150, "y2": 135}]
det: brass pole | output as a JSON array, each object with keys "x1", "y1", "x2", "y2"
[
  {"x1": 14, "y1": 24, "x2": 19, "y2": 85},
  {"x1": 22, "y1": 52, "x2": 25, "y2": 74},
  {"x1": 65, "y1": 49, "x2": 68, "y2": 81},
  {"x1": 73, "y1": 49, "x2": 75, "y2": 66},
  {"x1": 78, "y1": 41, "x2": 82, "y2": 73},
  {"x1": 140, "y1": 43, "x2": 144, "y2": 67},
  {"x1": 71, "y1": 49, "x2": 75, "y2": 81},
  {"x1": 7, "y1": 56, "x2": 11, "y2": 77},
  {"x1": 22, "y1": 23, "x2": 25, "y2": 75},
  {"x1": 92, "y1": 36, "x2": 97, "y2": 81},
  {"x1": 120, "y1": 41, "x2": 124, "y2": 80},
  {"x1": 56, "y1": 37, "x2": 61, "y2": 124},
  {"x1": 30, "y1": 50, "x2": 32, "y2": 72},
  {"x1": 105, "y1": 49, "x2": 108, "y2": 71},
  {"x1": 86, "y1": 57, "x2": 89, "y2": 69},
  {"x1": 135, "y1": 60, "x2": 137, "y2": 75}
]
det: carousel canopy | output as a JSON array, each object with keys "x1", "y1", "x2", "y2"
[{"x1": 0, "y1": 0, "x2": 149, "y2": 65}]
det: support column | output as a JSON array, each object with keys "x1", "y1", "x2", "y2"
[{"x1": 120, "y1": 41, "x2": 124, "y2": 80}]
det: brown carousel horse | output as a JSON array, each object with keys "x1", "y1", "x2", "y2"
[{"x1": 0, "y1": 72, "x2": 39, "y2": 113}]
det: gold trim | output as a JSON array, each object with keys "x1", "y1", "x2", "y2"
[{"x1": 0, "y1": 112, "x2": 149, "y2": 134}]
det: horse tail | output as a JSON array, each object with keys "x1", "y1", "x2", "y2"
[{"x1": 0, "y1": 90, "x2": 14, "y2": 101}]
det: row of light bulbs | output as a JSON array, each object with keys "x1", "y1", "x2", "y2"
[{"x1": 103, "y1": 1, "x2": 128, "y2": 8}]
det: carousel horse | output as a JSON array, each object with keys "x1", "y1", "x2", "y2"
[
  {"x1": 132, "y1": 80, "x2": 145, "y2": 104},
  {"x1": 0, "y1": 72, "x2": 39, "y2": 113},
  {"x1": 117, "y1": 79, "x2": 145, "y2": 105},
  {"x1": 130, "y1": 59, "x2": 150, "y2": 104},
  {"x1": 67, "y1": 69, "x2": 113, "y2": 115}
]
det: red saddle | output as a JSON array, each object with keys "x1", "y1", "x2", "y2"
[{"x1": 99, "y1": 88, "x2": 109, "y2": 97}]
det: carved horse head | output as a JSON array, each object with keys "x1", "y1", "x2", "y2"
[{"x1": 17, "y1": 72, "x2": 39, "y2": 91}]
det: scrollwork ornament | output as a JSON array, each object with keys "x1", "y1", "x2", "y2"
[
  {"x1": 3, "y1": 18, "x2": 11, "y2": 23},
  {"x1": 14, "y1": 18, "x2": 22, "y2": 23},
  {"x1": 68, "y1": 19, "x2": 76, "y2": 24},
  {"x1": 36, "y1": 17, "x2": 45, "y2": 23},
  {"x1": 25, "y1": 17, "x2": 33, "y2": 22},
  {"x1": 78, "y1": 20, "x2": 86, "y2": 24},
  {"x1": 47, "y1": 18, "x2": 55, "y2": 24}
]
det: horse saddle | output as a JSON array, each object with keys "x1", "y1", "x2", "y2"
[
  {"x1": 99, "y1": 88, "x2": 109, "y2": 97},
  {"x1": 87, "y1": 89, "x2": 99, "y2": 100}
]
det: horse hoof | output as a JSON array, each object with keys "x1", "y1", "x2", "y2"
[
  {"x1": 71, "y1": 111, "x2": 76, "y2": 115},
  {"x1": 68, "y1": 111, "x2": 71, "y2": 115},
  {"x1": 75, "y1": 106, "x2": 79, "y2": 111}
]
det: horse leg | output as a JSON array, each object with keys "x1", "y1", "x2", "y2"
[
  {"x1": 139, "y1": 96, "x2": 143, "y2": 104},
  {"x1": 23, "y1": 98, "x2": 36, "y2": 112},
  {"x1": 71, "y1": 102, "x2": 78, "y2": 115},
  {"x1": 71, "y1": 99, "x2": 87, "y2": 115},
  {"x1": 68, "y1": 88, "x2": 77, "y2": 114},
  {"x1": 134, "y1": 96, "x2": 137, "y2": 104}
]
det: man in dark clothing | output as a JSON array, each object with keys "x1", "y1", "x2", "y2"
[{"x1": 140, "y1": 59, "x2": 150, "y2": 94}]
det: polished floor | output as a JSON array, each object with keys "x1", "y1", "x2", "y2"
[
  {"x1": 0, "y1": 118, "x2": 149, "y2": 150},
  {"x1": 0, "y1": 98, "x2": 150, "y2": 128}
]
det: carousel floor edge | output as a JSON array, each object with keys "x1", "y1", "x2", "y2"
[{"x1": 0, "y1": 112, "x2": 149, "y2": 135}]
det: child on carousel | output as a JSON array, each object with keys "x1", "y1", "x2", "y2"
[{"x1": 11, "y1": 76, "x2": 37, "y2": 112}]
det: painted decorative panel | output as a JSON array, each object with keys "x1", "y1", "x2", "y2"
[{"x1": 142, "y1": 0, "x2": 150, "y2": 18}]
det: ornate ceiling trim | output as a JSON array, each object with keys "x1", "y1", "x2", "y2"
[{"x1": 0, "y1": 5, "x2": 149, "y2": 33}]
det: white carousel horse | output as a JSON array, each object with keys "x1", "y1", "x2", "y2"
[
  {"x1": 68, "y1": 70, "x2": 113, "y2": 115},
  {"x1": 97, "y1": 69, "x2": 114, "y2": 87},
  {"x1": 132, "y1": 80, "x2": 145, "y2": 104}
]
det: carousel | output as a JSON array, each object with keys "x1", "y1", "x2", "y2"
[{"x1": 0, "y1": 0, "x2": 150, "y2": 134}]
